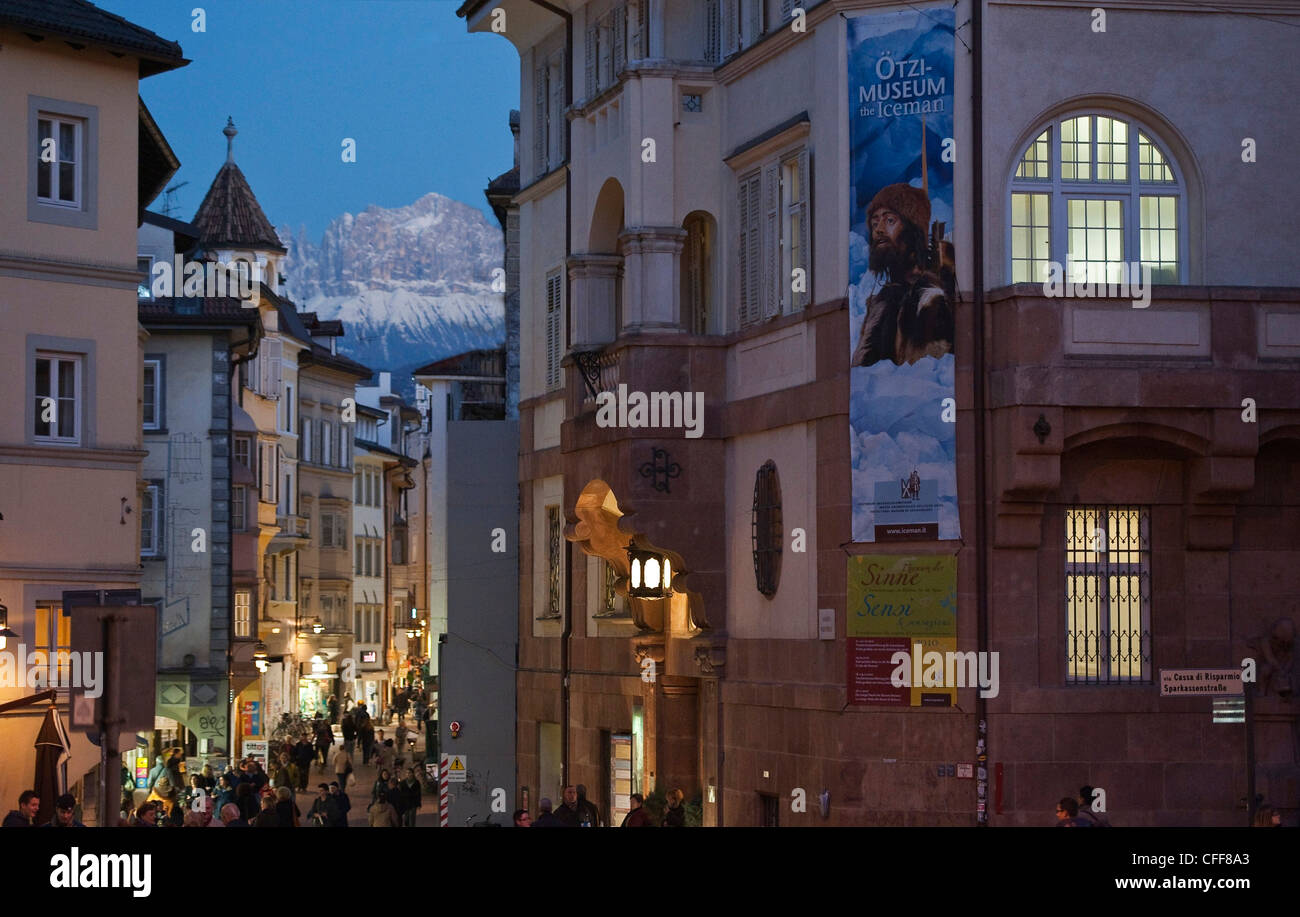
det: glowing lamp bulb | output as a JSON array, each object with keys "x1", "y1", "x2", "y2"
[{"x1": 644, "y1": 557, "x2": 661, "y2": 590}]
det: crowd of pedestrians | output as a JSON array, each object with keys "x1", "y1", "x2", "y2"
[{"x1": 511, "y1": 785, "x2": 689, "y2": 828}]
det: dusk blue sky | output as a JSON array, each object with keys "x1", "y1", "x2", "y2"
[{"x1": 114, "y1": 0, "x2": 520, "y2": 238}]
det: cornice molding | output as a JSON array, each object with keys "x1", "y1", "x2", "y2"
[
  {"x1": 0, "y1": 444, "x2": 147, "y2": 467},
  {"x1": 515, "y1": 165, "x2": 568, "y2": 205},
  {"x1": 0, "y1": 250, "x2": 140, "y2": 289}
]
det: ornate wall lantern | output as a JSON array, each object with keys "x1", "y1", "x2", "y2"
[{"x1": 0, "y1": 600, "x2": 17, "y2": 651}]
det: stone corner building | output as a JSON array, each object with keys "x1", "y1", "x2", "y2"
[{"x1": 459, "y1": 0, "x2": 1299, "y2": 826}]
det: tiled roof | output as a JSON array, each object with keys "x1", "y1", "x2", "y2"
[
  {"x1": 487, "y1": 166, "x2": 519, "y2": 195},
  {"x1": 0, "y1": 0, "x2": 187, "y2": 76},
  {"x1": 138, "y1": 296, "x2": 261, "y2": 326},
  {"x1": 300, "y1": 344, "x2": 373, "y2": 380},
  {"x1": 413, "y1": 348, "x2": 505, "y2": 378},
  {"x1": 192, "y1": 161, "x2": 286, "y2": 253}
]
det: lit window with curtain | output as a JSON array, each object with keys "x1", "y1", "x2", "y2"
[
  {"x1": 1009, "y1": 112, "x2": 1183, "y2": 285},
  {"x1": 33, "y1": 602, "x2": 73, "y2": 684}
]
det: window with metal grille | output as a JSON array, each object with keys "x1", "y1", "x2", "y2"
[
  {"x1": 542, "y1": 505, "x2": 563, "y2": 619},
  {"x1": 1064, "y1": 506, "x2": 1151, "y2": 684},
  {"x1": 751, "y1": 460, "x2": 782, "y2": 597},
  {"x1": 595, "y1": 558, "x2": 629, "y2": 618}
]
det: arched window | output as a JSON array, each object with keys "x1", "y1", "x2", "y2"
[{"x1": 1008, "y1": 112, "x2": 1185, "y2": 286}]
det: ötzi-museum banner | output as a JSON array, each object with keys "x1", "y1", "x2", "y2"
[{"x1": 848, "y1": 8, "x2": 959, "y2": 542}]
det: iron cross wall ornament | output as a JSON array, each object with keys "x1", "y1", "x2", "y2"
[{"x1": 640, "y1": 447, "x2": 682, "y2": 493}]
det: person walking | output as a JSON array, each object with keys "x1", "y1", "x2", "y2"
[
  {"x1": 360, "y1": 718, "x2": 376, "y2": 766},
  {"x1": 395, "y1": 722, "x2": 409, "y2": 766},
  {"x1": 293, "y1": 736, "x2": 315, "y2": 790},
  {"x1": 145, "y1": 755, "x2": 167, "y2": 790},
  {"x1": 132, "y1": 801, "x2": 160, "y2": 827},
  {"x1": 620, "y1": 793, "x2": 653, "y2": 827},
  {"x1": 661, "y1": 789, "x2": 686, "y2": 827},
  {"x1": 334, "y1": 746, "x2": 354, "y2": 790},
  {"x1": 314, "y1": 719, "x2": 335, "y2": 771},
  {"x1": 215, "y1": 774, "x2": 238, "y2": 812},
  {"x1": 398, "y1": 767, "x2": 422, "y2": 827},
  {"x1": 553, "y1": 785, "x2": 582, "y2": 827},
  {"x1": 235, "y1": 783, "x2": 259, "y2": 823},
  {"x1": 341, "y1": 712, "x2": 357, "y2": 759},
  {"x1": 252, "y1": 794, "x2": 280, "y2": 827},
  {"x1": 274, "y1": 785, "x2": 301, "y2": 827},
  {"x1": 148, "y1": 777, "x2": 184, "y2": 827},
  {"x1": 368, "y1": 791, "x2": 400, "y2": 828},
  {"x1": 575, "y1": 784, "x2": 600, "y2": 827},
  {"x1": 386, "y1": 777, "x2": 406, "y2": 826},
  {"x1": 371, "y1": 769, "x2": 392, "y2": 807},
  {"x1": 184, "y1": 775, "x2": 207, "y2": 813},
  {"x1": 513, "y1": 809, "x2": 532, "y2": 827},
  {"x1": 329, "y1": 782, "x2": 351, "y2": 827},
  {"x1": 218, "y1": 803, "x2": 248, "y2": 827},
  {"x1": 43, "y1": 794, "x2": 86, "y2": 828},
  {"x1": 1054, "y1": 797, "x2": 1092, "y2": 827},
  {"x1": 308, "y1": 783, "x2": 341, "y2": 827},
  {"x1": 1076, "y1": 786, "x2": 1111, "y2": 827},
  {"x1": 533, "y1": 798, "x2": 564, "y2": 827},
  {"x1": 4, "y1": 791, "x2": 40, "y2": 827}
]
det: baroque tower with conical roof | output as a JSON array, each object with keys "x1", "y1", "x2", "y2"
[{"x1": 192, "y1": 117, "x2": 287, "y2": 295}]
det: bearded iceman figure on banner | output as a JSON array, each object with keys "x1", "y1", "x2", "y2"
[{"x1": 851, "y1": 178, "x2": 956, "y2": 367}]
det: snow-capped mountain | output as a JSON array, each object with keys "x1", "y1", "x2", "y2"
[{"x1": 279, "y1": 193, "x2": 505, "y2": 391}]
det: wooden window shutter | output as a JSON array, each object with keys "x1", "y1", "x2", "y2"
[
  {"x1": 745, "y1": 0, "x2": 762, "y2": 46},
  {"x1": 738, "y1": 173, "x2": 761, "y2": 328},
  {"x1": 534, "y1": 65, "x2": 547, "y2": 176},
  {"x1": 630, "y1": 0, "x2": 647, "y2": 60},
  {"x1": 613, "y1": 6, "x2": 626, "y2": 74},
  {"x1": 738, "y1": 176, "x2": 751, "y2": 327},
  {"x1": 552, "y1": 58, "x2": 566, "y2": 163},
  {"x1": 781, "y1": 0, "x2": 796, "y2": 21},
  {"x1": 546, "y1": 272, "x2": 563, "y2": 389},
  {"x1": 706, "y1": 0, "x2": 721, "y2": 63},
  {"x1": 762, "y1": 161, "x2": 780, "y2": 319},
  {"x1": 585, "y1": 26, "x2": 597, "y2": 99},
  {"x1": 721, "y1": 0, "x2": 735, "y2": 57},
  {"x1": 797, "y1": 147, "x2": 811, "y2": 309}
]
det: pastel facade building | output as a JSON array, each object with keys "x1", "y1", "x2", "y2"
[{"x1": 0, "y1": 0, "x2": 185, "y2": 819}]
